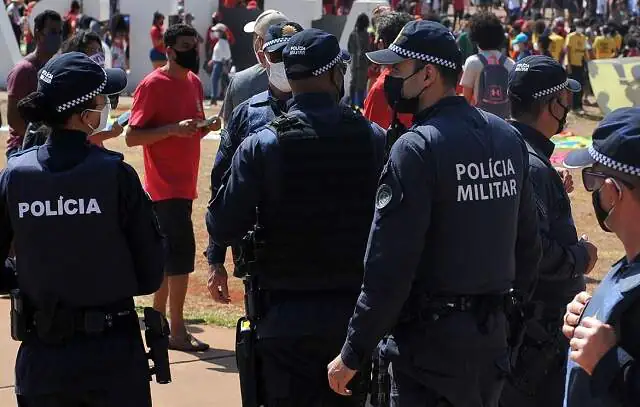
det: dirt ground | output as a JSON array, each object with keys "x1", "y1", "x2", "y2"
[{"x1": 0, "y1": 94, "x2": 623, "y2": 326}]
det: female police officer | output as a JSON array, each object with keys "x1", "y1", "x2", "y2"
[{"x1": 0, "y1": 52, "x2": 164, "y2": 406}]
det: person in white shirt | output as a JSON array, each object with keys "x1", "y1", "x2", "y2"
[{"x1": 210, "y1": 24, "x2": 232, "y2": 105}]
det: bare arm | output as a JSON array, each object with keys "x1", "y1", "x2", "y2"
[
  {"x1": 125, "y1": 125, "x2": 173, "y2": 147},
  {"x1": 7, "y1": 95, "x2": 26, "y2": 139}
]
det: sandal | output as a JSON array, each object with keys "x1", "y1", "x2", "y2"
[{"x1": 168, "y1": 333, "x2": 210, "y2": 352}]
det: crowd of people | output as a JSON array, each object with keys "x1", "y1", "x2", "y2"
[{"x1": 2, "y1": 2, "x2": 640, "y2": 407}]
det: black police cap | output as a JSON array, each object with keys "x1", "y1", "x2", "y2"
[
  {"x1": 564, "y1": 107, "x2": 640, "y2": 177},
  {"x1": 508, "y1": 55, "x2": 581, "y2": 102},
  {"x1": 262, "y1": 21, "x2": 304, "y2": 53},
  {"x1": 366, "y1": 20, "x2": 462, "y2": 70},
  {"x1": 283, "y1": 28, "x2": 350, "y2": 80},
  {"x1": 37, "y1": 52, "x2": 127, "y2": 113}
]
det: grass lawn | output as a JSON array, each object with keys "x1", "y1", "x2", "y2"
[{"x1": 0, "y1": 110, "x2": 623, "y2": 329}]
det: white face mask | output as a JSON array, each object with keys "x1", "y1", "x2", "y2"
[
  {"x1": 577, "y1": 27, "x2": 585, "y2": 33},
  {"x1": 267, "y1": 60, "x2": 291, "y2": 93},
  {"x1": 513, "y1": 43, "x2": 521, "y2": 52},
  {"x1": 85, "y1": 103, "x2": 111, "y2": 135}
]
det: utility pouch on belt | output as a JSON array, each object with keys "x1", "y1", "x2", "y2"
[
  {"x1": 10, "y1": 289, "x2": 29, "y2": 341},
  {"x1": 236, "y1": 316, "x2": 261, "y2": 407}
]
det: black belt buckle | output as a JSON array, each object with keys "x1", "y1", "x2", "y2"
[{"x1": 84, "y1": 311, "x2": 107, "y2": 335}]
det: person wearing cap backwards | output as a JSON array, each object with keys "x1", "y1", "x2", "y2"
[
  {"x1": 0, "y1": 52, "x2": 164, "y2": 406},
  {"x1": 208, "y1": 28, "x2": 386, "y2": 405},
  {"x1": 126, "y1": 24, "x2": 221, "y2": 352},
  {"x1": 499, "y1": 55, "x2": 599, "y2": 407},
  {"x1": 219, "y1": 9, "x2": 289, "y2": 126},
  {"x1": 326, "y1": 20, "x2": 542, "y2": 406},
  {"x1": 559, "y1": 107, "x2": 640, "y2": 407},
  {"x1": 205, "y1": 21, "x2": 303, "y2": 304}
]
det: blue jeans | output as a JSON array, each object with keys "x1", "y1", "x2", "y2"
[{"x1": 210, "y1": 61, "x2": 224, "y2": 102}]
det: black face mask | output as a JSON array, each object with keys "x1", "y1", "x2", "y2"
[
  {"x1": 549, "y1": 98, "x2": 570, "y2": 134},
  {"x1": 383, "y1": 68, "x2": 427, "y2": 114},
  {"x1": 592, "y1": 189, "x2": 613, "y2": 232},
  {"x1": 331, "y1": 67, "x2": 345, "y2": 103},
  {"x1": 173, "y1": 48, "x2": 199, "y2": 72}
]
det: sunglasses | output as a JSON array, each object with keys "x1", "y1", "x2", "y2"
[{"x1": 582, "y1": 167, "x2": 635, "y2": 192}]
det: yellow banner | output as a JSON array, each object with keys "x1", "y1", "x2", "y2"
[{"x1": 588, "y1": 57, "x2": 640, "y2": 115}]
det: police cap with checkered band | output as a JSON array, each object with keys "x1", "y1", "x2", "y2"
[
  {"x1": 37, "y1": 52, "x2": 127, "y2": 113},
  {"x1": 508, "y1": 55, "x2": 581, "y2": 103},
  {"x1": 365, "y1": 20, "x2": 462, "y2": 70},
  {"x1": 564, "y1": 107, "x2": 640, "y2": 177},
  {"x1": 282, "y1": 28, "x2": 351, "y2": 80},
  {"x1": 262, "y1": 21, "x2": 304, "y2": 53}
]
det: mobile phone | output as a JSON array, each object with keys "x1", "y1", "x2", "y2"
[
  {"x1": 117, "y1": 111, "x2": 131, "y2": 127},
  {"x1": 197, "y1": 116, "x2": 220, "y2": 128}
]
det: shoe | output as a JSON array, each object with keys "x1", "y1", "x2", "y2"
[{"x1": 168, "y1": 333, "x2": 210, "y2": 352}]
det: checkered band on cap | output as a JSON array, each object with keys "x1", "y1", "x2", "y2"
[
  {"x1": 263, "y1": 37, "x2": 290, "y2": 50},
  {"x1": 312, "y1": 53, "x2": 343, "y2": 76},
  {"x1": 588, "y1": 145, "x2": 640, "y2": 176},
  {"x1": 531, "y1": 80, "x2": 568, "y2": 99},
  {"x1": 55, "y1": 70, "x2": 108, "y2": 112},
  {"x1": 389, "y1": 44, "x2": 457, "y2": 69}
]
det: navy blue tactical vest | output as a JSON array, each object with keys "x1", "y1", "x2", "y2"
[
  {"x1": 564, "y1": 258, "x2": 640, "y2": 407},
  {"x1": 6, "y1": 146, "x2": 137, "y2": 310},
  {"x1": 247, "y1": 91, "x2": 278, "y2": 132},
  {"x1": 406, "y1": 105, "x2": 528, "y2": 296},
  {"x1": 259, "y1": 107, "x2": 377, "y2": 291}
]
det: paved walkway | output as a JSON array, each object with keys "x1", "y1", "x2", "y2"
[{"x1": 0, "y1": 298, "x2": 241, "y2": 406}]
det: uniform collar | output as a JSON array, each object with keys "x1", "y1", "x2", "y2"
[
  {"x1": 46, "y1": 129, "x2": 91, "y2": 147},
  {"x1": 510, "y1": 121, "x2": 555, "y2": 158},
  {"x1": 288, "y1": 92, "x2": 338, "y2": 111},
  {"x1": 413, "y1": 96, "x2": 467, "y2": 123}
]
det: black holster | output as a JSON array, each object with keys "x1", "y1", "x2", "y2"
[
  {"x1": 10, "y1": 289, "x2": 29, "y2": 341},
  {"x1": 236, "y1": 316, "x2": 261, "y2": 407},
  {"x1": 143, "y1": 307, "x2": 171, "y2": 384}
]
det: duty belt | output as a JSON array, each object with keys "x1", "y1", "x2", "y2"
[
  {"x1": 29, "y1": 308, "x2": 139, "y2": 344},
  {"x1": 404, "y1": 294, "x2": 507, "y2": 323}
]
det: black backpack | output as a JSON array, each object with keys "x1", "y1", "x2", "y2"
[{"x1": 476, "y1": 54, "x2": 510, "y2": 119}]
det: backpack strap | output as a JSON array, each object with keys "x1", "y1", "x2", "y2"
[
  {"x1": 477, "y1": 53, "x2": 489, "y2": 66},
  {"x1": 498, "y1": 54, "x2": 507, "y2": 66}
]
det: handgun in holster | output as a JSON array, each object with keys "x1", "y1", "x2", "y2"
[
  {"x1": 143, "y1": 307, "x2": 172, "y2": 384},
  {"x1": 504, "y1": 290, "x2": 543, "y2": 369},
  {"x1": 235, "y1": 207, "x2": 266, "y2": 406}
]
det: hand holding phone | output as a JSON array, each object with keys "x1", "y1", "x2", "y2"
[{"x1": 197, "y1": 116, "x2": 220, "y2": 129}]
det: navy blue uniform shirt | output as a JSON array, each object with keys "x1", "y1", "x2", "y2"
[
  {"x1": 512, "y1": 121, "x2": 588, "y2": 315},
  {"x1": 0, "y1": 130, "x2": 163, "y2": 296},
  {"x1": 207, "y1": 92, "x2": 386, "y2": 337},
  {"x1": 339, "y1": 96, "x2": 542, "y2": 370},
  {"x1": 206, "y1": 89, "x2": 289, "y2": 265}
]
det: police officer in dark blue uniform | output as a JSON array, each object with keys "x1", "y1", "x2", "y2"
[
  {"x1": 0, "y1": 52, "x2": 165, "y2": 406},
  {"x1": 206, "y1": 21, "x2": 303, "y2": 303},
  {"x1": 327, "y1": 20, "x2": 542, "y2": 407},
  {"x1": 500, "y1": 55, "x2": 599, "y2": 407},
  {"x1": 560, "y1": 107, "x2": 640, "y2": 407},
  {"x1": 207, "y1": 28, "x2": 386, "y2": 406}
]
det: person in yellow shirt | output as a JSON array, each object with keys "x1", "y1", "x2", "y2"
[
  {"x1": 565, "y1": 19, "x2": 588, "y2": 112},
  {"x1": 593, "y1": 26, "x2": 617, "y2": 59},
  {"x1": 549, "y1": 27, "x2": 566, "y2": 62},
  {"x1": 613, "y1": 30, "x2": 623, "y2": 54}
]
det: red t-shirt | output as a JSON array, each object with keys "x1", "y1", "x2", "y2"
[
  {"x1": 363, "y1": 67, "x2": 413, "y2": 130},
  {"x1": 150, "y1": 25, "x2": 165, "y2": 53},
  {"x1": 454, "y1": 0, "x2": 465, "y2": 10},
  {"x1": 129, "y1": 69, "x2": 206, "y2": 201},
  {"x1": 6, "y1": 54, "x2": 43, "y2": 150}
]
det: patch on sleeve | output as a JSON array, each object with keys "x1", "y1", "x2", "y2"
[{"x1": 375, "y1": 184, "x2": 393, "y2": 210}]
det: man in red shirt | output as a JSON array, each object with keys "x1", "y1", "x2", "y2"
[
  {"x1": 363, "y1": 11, "x2": 414, "y2": 130},
  {"x1": 6, "y1": 9, "x2": 62, "y2": 158},
  {"x1": 126, "y1": 24, "x2": 221, "y2": 352}
]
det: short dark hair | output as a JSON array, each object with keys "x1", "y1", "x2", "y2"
[
  {"x1": 470, "y1": 12, "x2": 505, "y2": 50},
  {"x1": 509, "y1": 93, "x2": 555, "y2": 122},
  {"x1": 153, "y1": 11, "x2": 164, "y2": 25},
  {"x1": 355, "y1": 13, "x2": 369, "y2": 32},
  {"x1": 164, "y1": 24, "x2": 198, "y2": 47},
  {"x1": 534, "y1": 19, "x2": 547, "y2": 35},
  {"x1": 71, "y1": 0, "x2": 80, "y2": 10},
  {"x1": 376, "y1": 12, "x2": 413, "y2": 47},
  {"x1": 34, "y1": 10, "x2": 62, "y2": 34},
  {"x1": 416, "y1": 60, "x2": 461, "y2": 90},
  {"x1": 60, "y1": 30, "x2": 102, "y2": 55}
]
